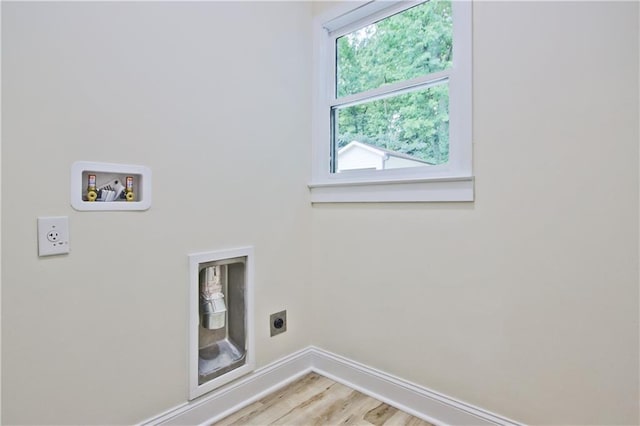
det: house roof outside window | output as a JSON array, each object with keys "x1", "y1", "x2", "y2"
[{"x1": 336, "y1": 141, "x2": 434, "y2": 172}]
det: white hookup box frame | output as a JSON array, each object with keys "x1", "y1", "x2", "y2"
[
  {"x1": 188, "y1": 246, "x2": 255, "y2": 400},
  {"x1": 70, "y1": 161, "x2": 152, "y2": 211}
]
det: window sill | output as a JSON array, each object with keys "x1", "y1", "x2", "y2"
[{"x1": 308, "y1": 176, "x2": 474, "y2": 203}]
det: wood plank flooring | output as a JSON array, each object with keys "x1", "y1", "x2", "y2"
[{"x1": 213, "y1": 372, "x2": 434, "y2": 426}]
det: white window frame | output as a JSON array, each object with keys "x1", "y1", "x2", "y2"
[{"x1": 310, "y1": 0, "x2": 473, "y2": 203}]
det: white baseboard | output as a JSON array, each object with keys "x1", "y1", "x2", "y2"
[
  {"x1": 141, "y1": 346, "x2": 523, "y2": 426},
  {"x1": 309, "y1": 347, "x2": 523, "y2": 426}
]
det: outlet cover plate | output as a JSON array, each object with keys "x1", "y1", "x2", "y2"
[
  {"x1": 38, "y1": 216, "x2": 70, "y2": 256},
  {"x1": 270, "y1": 310, "x2": 287, "y2": 337}
]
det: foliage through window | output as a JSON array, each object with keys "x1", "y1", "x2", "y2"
[{"x1": 332, "y1": 1, "x2": 453, "y2": 172}]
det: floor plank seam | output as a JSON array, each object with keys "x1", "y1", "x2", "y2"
[{"x1": 212, "y1": 372, "x2": 434, "y2": 426}]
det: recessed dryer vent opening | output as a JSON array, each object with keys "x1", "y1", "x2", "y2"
[{"x1": 188, "y1": 247, "x2": 254, "y2": 400}]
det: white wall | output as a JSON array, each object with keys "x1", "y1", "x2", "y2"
[
  {"x1": 1, "y1": 2, "x2": 312, "y2": 424},
  {"x1": 311, "y1": 1, "x2": 639, "y2": 424}
]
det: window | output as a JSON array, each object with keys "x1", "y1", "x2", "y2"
[{"x1": 310, "y1": 0, "x2": 473, "y2": 203}]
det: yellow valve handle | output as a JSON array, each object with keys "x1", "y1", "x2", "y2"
[{"x1": 87, "y1": 191, "x2": 98, "y2": 202}]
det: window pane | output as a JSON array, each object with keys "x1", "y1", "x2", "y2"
[
  {"x1": 332, "y1": 84, "x2": 449, "y2": 173},
  {"x1": 336, "y1": 1, "x2": 453, "y2": 98}
]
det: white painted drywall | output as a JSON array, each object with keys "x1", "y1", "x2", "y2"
[
  {"x1": 2, "y1": 2, "x2": 312, "y2": 424},
  {"x1": 311, "y1": 1, "x2": 639, "y2": 424}
]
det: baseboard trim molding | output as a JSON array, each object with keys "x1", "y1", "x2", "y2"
[
  {"x1": 142, "y1": 346, "x2": 524, "y2": 426},
  {"x1": 309, "y1": 347, "x2": 523, "y2": 426}
]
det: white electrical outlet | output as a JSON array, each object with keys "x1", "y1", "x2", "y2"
[{"x1": 38, "y1": 216, "x2": 70, "y2": 257}]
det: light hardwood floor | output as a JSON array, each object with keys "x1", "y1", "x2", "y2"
[{"x1": 213, "y1": 372, "x2": 434, "y2": 426}]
